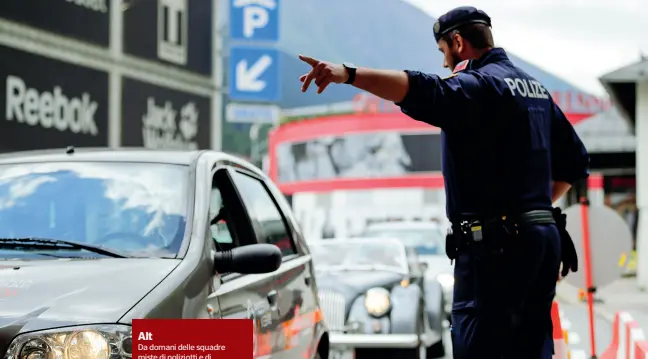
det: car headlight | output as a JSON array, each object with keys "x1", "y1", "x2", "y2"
[
  {"x1": 437, "y1": 273, "x2": 454, "y2": 289},
  {"x1": 4, "y1": 324, "x2": 132, "y2": 359},
  {"x1": 364, "y1": 287, "x2": 391, "y2": 318}
]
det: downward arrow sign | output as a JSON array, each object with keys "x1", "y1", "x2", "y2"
[{"x1": 236, "y1": 55, "x2": 272, "y2": 92}]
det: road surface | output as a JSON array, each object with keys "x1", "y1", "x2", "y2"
[
  {"x1": 626, "y1": 309, "x2": 648, "y2": 332},
  {"x1": 332, "y1": 329, "x2": 452, "y2": 359},
  {"x1": 432, "y1": 301, "x2": 648, "y2": 359},
  {"x1": 559, "y1": 301, "x2": 612, "y2": 358}
]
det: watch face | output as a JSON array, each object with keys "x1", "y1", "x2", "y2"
[{"x1": 343, "y1": 62, "x2": 356, "y2": 69}]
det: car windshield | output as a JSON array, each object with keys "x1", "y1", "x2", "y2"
[
  {"x1": 360, "y1": 227, "x2": 445, "y2": 255},
  {"x1": 0, "y1": 161, "x2": 189, "y2": 259},
  {"x1": 309, "y1": 241, "x2": 408, "y2": 274}
]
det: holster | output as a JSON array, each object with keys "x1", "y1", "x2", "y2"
[
  {"x1": 445, "y1": 220, "x2": 505, "y2": 260},
  {"x1": 445, "y1": 229, "x2": 458, "y2": 261}
]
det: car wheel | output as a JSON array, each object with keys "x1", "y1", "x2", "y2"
[
  {"x1": 392, "y1": 312, "x2": 424, "y2": 359},
  {"x1": 426, "y1": 340, "x2": 445, "y2": 358}
]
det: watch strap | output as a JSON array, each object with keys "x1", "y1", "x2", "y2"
[{"x1": 343, "y1": 63, "x2": 357, "y2": 85}]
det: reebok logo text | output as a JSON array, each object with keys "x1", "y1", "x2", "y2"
[{"x1": 5, "y1": 75, "x2": 99, "y2": 136}]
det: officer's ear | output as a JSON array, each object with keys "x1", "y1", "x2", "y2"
[{"x1": 453, "y1": 33, "x2": 466, "y2": 53}]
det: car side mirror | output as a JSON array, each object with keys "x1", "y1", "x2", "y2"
[{"x1": 214, "y1": 243, "x2": 281, "y2": 275}]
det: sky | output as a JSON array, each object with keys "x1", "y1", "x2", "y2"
[{"x1": 404, "y1": 0, "x2": 648, "y2": 96}]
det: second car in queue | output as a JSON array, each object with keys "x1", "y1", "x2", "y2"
[{"x1": 310, "y1": 238, "x2": 446, "y2": 359}]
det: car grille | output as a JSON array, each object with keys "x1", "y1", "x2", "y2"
[{"x1": 318, "y1": 289, "x2": 346, "y2": 331}]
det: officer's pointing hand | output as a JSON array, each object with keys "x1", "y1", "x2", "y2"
[{"x1": 299, "y1": 55, "x2": 348, "y2": 94}]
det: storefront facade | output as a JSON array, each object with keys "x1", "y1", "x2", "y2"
[{"x1": 0, "y1": 0, "x2": 221, "y2": 152}]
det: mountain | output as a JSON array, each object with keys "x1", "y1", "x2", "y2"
[{"x1": 272, "y1": 0, "x2": 589, "y2": 109}]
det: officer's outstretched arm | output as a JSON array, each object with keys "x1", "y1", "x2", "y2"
[
  {"x1": 550, "y1": 101, "x2": 590, "y2": 186},
  {"x1": 351, "y1": 68, "x2": 410, "y2": 103},
  {"x1": 394, "y1": 70, "x2": 486, "y2": 129}
]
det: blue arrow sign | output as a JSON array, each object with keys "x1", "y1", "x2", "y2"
[{"x1": 229, "y1": 46, "x2": 281, "y2": 102}]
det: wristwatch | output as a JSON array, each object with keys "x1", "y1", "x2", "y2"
[{"x1": 343, "y1": 62, "x2": 357, "y2": 84}]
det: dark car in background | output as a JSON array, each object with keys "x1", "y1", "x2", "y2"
[
  {"x1": 0, "y1": 148, "x2": 328, "y2": 359},
  {"x1": 360, "y1": 221, "x2": 454, "y2": 317},
  {"x1": 310, "y1": 238, "x2": 446, "y2": 359}
]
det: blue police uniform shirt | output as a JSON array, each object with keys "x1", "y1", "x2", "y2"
[{"x1": 395, "y1": 48, "x2": 589, "y2": 220}]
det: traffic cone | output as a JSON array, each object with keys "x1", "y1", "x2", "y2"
[{"x1": 552, "y1": 301, "x2": 568, "y2": 359}]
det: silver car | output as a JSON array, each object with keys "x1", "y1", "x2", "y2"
[
  {"x1": 0, "y1": 149, "x2": 328, "y2": 359},
  {"x1": 360, "y1": 221, "x2": 454, "y2": 317}
]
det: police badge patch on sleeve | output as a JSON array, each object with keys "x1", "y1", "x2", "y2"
[{"x1": 453, "y1": 60, "x2": 471, "y2": 73}]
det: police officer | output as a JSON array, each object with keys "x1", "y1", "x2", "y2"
[{"x1": 298, "y1": 5, "x2": 587, "y2": 359}]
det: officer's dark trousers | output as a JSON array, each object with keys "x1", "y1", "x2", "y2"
[{"x1": 451, "y1": 223, "x2": 561, "y2": 359}]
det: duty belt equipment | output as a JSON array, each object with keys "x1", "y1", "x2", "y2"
[{"x1": 446, "y1": 209, "x2": 556, "y2": 261}]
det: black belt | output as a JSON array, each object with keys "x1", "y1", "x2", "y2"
[
  {"x1": 516, "y1": 210, "x2": 556, "y2": 225},
  {"x1": 452, "y1": 209, "x2": 555, "y2": 233},
  {"x1": 446, "y1": 210, "x2": 555, "y2": 260}
]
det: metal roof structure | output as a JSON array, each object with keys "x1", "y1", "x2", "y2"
[
  {"x1": 600, "y1": 57, "x2": 648, "y2": 128},
  {"x1": 574, "y1": 107, "x2": 635, "y2": 153}
]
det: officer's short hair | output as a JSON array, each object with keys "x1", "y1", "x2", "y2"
[{"x1": 443, "y1": 23, "x2": 494, "y2": 50}]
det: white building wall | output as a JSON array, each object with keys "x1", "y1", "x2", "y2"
[{"x1": 635, "y1": 80, "x2": 648, "y2": 289}]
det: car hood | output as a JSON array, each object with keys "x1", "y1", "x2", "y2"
[
  {"x1": 315, "y1": 270, "x2": 404, "y2": 311},
  {"x1": 0, "y1": 258, "x2": 180, "y2": 339}
]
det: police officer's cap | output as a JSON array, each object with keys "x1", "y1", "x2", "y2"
[{"x1": 433, "y1": 6, "x2": 492, "y2": 42}]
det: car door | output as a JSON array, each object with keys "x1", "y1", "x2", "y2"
[
  {"x1": 228, "y1": 168, "x2": 320, "y2": 359},
  {"x1": 205, "y1": 166, "x2": 280, "y2": 358}
]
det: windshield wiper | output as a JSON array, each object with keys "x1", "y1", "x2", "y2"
[{"x1": 0, "y1": 237, "x2": 129, "y2": 258}]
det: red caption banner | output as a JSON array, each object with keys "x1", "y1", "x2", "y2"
[{"x1": 133, "y1": 319, "x2": 252, "y2": 359}]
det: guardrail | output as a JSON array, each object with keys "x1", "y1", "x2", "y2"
[{"x1": 601, "y1": 312, "x2": 648, "y2": 359}]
